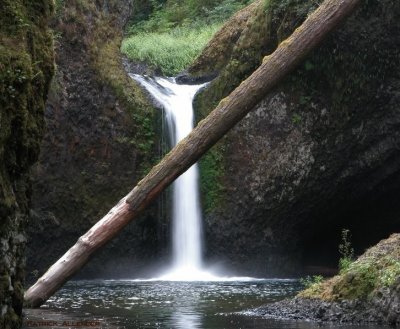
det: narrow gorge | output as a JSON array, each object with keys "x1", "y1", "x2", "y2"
[{"x1": 1, "y1": 0, "x2": 399, "y2": 328}]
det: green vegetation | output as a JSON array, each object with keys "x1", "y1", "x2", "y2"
[
  {"x1": 299, "y1": 275, "x2": 324, "y2": 296},
  {"x1": 0, "y1": 0, "x2": 54, "y2": 203},
  {"x1": 129, "y1": 0, "x2": 253, "y2": 33},
  {"x1": 192, "y1": 0, "x2": 271, "y2": 205},
  {"x1": 299, "y1": 234, "x2": 400, "y2": 301},
  {"x1": 92, "y1": 36, "x2": 157, "y2": 174},
  {"x1": 55, "y1": 0, "x2": 159, "y2": 175},
  {"x1": 328, "y1": 255, "x2": 400, "y2": 300},
  {"x1": 300, "y1": 275, "x2": 324, "y2": 295},
  {"x1": 193, "y1": 0, "x2": 273, "y2": 119},
  {"x1": 199, "y1": 144, "x2": 226, "y2": 212},
  {"x1": 300, "y1": 275, "x2": 324, "y2": 288},
  {"x1": 292, "y1": 113, "x2": 302, "y2": 124},
  {"x1": 0, "y1": 0, "x2": 54, "y2": 327},
  {"x1": 122, "y1": 0, "x2": 254, "y2": 75},
  {"x1": 192, "y1": 0, "x2": 400, "y2": 224},
  {"x1": 338, "y1": 228, "x2": 355, "y2": 272},
  {"x1": 121, "y1": 25, "x2": 221, "y2": 76}
]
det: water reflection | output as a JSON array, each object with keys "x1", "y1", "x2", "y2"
[
  {"x1": 23, "y1": 280, "x2": 392, "y2": 329},
  {"x1": 172, "y1": 309, "x2": 202, "y2": 329}
]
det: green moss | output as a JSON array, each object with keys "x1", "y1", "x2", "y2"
[
  {"x1": 192, "y1": 0, "x2": 274, "y2": 211},
  {"x1": 57, "y1": 1, "x2": 159, "y2": 176},
  {"x1": 191, "y1": 0, "x2": 400, "y2": 219},
  {"x1": 309, "y1": 257, "x2": 400, "y2": 301},
  {"x1": 332, "y1": 262, "x2": 379, "y2": 300},
  {"x1": 190, "y1": 0, "x2": 315, "y2": 117},
  {"x1": 0, "y1": 0, "x2": 54, "y2": 175},
  {"x1": 300, "y1": 235, "x2": 400, "y2": 301},
  {"x1": 0, "y1": 0, "x2": 54, "y2": 327},
  {"x1": 93, "y1": 38, "x2": 157, "y2": 175},
  {"x1": 199, "y1": 144, "x2": 226, "y2": 212},
  {"x1": 300, "y1": 275, "x2": 324, "y2": 296},
  {"x1": 194, "y1": 0, "x2": 273, "y2": 112}
]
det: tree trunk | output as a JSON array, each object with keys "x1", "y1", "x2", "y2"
[{"x1": 25, "y1": 0, "x2": 361, "y2": 308}]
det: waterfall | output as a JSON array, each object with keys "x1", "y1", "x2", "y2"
[
  {"x1": 131, "y1": 74, "x2": 207, "y2": 278},
  {"x1": 130, "y1": 74, "x2": 262, "y2": 282}
]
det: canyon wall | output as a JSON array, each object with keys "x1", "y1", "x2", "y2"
[
  {"x1": 189, "y1": 0, "x2": 400, "y2": 275},
  {"x1": 26, "y1": 0, "x2": 167, "y2": 281},
  {"x1": 24, "y1": 0, "x2": 400, "y2": 282},
  {"x1": 0, "y1": 0, "x2": 54, "y2": 327}
]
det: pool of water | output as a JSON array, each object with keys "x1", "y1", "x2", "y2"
[{"x1": 23, "y1": 279, "x2": 392, "y2": 329}]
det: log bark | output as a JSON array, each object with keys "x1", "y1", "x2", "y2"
[{"x1": 25, "y1": 0, "x2": 361, "y2": 308}]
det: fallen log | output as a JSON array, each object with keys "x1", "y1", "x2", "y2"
[{"x1": 25, "y1": 0, "x2": 361, "y2": 307}]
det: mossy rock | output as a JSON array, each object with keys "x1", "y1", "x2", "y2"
[
  {"x1": 55, "y1": 0, "x2": 158, "y2": 174},
  {"x1": 300, "y1": 234, "x2": 400, "y2": 301},
  {"x1": 0, "y1": 0, "x2": 54, "y2": 328},
  {"x1": 185, "y1": 0, "x2": 400, "y2": 273}
]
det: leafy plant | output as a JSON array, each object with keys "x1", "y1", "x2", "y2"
[
  {"x1": 292, "y1": 113, "x2": 302, "y2": 124},
  {"x1": 379, "y1": 257, "x2": 400, "y2": 287},
  {"x1": 338, "y1": 228, "x2": 354, "y2": 272},
  {"x1": 300, "y1": 275, "x2": 324, "y2": 288}
]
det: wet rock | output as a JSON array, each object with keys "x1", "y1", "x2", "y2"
[
  {"x1": 26, "y1": 0, "x2": 164, "y2": 281},
  {"x1": 192, "y1": 0, "x2": 400, "y2": 276},
  {"x1": 0, "y1": 0, "x2": 54, "y2": 326}
]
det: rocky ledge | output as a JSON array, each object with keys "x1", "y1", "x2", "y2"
[{"x1": 250, "y1": 234, "x2": 400, "y2": 326}]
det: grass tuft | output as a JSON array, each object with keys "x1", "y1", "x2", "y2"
[
  {"x1": 299, "y1": 234, "x2": 400, "y2": 301},
  {"x1": 122, "y1": 0, "x2": 254, "y2": 75},
  {"x1": 121, "y1": 24, "x2": 221, "y2": 76}
]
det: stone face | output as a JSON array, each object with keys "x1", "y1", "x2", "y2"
[
  {"x1": 25, "y1": 0, "x2": 165, "y2": 281},
  {"x1": 192, "y1": 0, "x2": 400, "y2": 275},
  {"x1": 0, "y1": 0, "x2": 54, "y2": 327}
]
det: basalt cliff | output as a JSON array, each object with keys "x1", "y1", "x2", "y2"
[
  {"x1": 21, "y1": 0, "x2": 400, "y2": 292},
  {"x1": 0, "y1": 1, "x2": 54, "y2": 327},
  {"x1": 187, "y1": 0, "x2": 400, "y2": 276},
  {"x1": 2, "y1": 0, "x2": 400, "y2": 326},
  {"x1": 25, "y1": 0, "x2": 165, "y2": 282}
]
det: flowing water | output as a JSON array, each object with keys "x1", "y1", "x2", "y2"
[{"x1": 130, "y1": 75, "x2": 209, "y2": 280}]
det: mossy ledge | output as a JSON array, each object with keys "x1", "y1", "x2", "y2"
[
  {"x1": 300, "y1": 234, "x2": 400, "y2": 301},
  {"x1": 0, "y1": 0, "x2": 54, "y2": 327},
  {"x1": 254, "y1": 234, "x2": 400, "y2": 325}
]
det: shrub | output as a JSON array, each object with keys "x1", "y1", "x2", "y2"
[
  {"x1": 338, "y1": 228, "x2": 354, "y2": 272},
  {"x1": 300, "y1": 275, "x2": 324, "y2": 288}
]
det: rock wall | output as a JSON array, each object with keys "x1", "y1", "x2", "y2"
[
  {"x1": 22, "y1": 0, "x2": 400, "y2": 283},
  {"x1": 26, "y1": 0, "x2": 166, "y2": 281},
  {"x1": 189, "y1": 0, "x2": 400, "y2": 275},
  {"x1": 0, "y1": 0, "x2": 54, "y2": 327}
]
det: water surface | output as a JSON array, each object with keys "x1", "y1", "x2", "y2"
[{"x1": 23, "y1": 279, "x2": 392, "y2": 329}]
